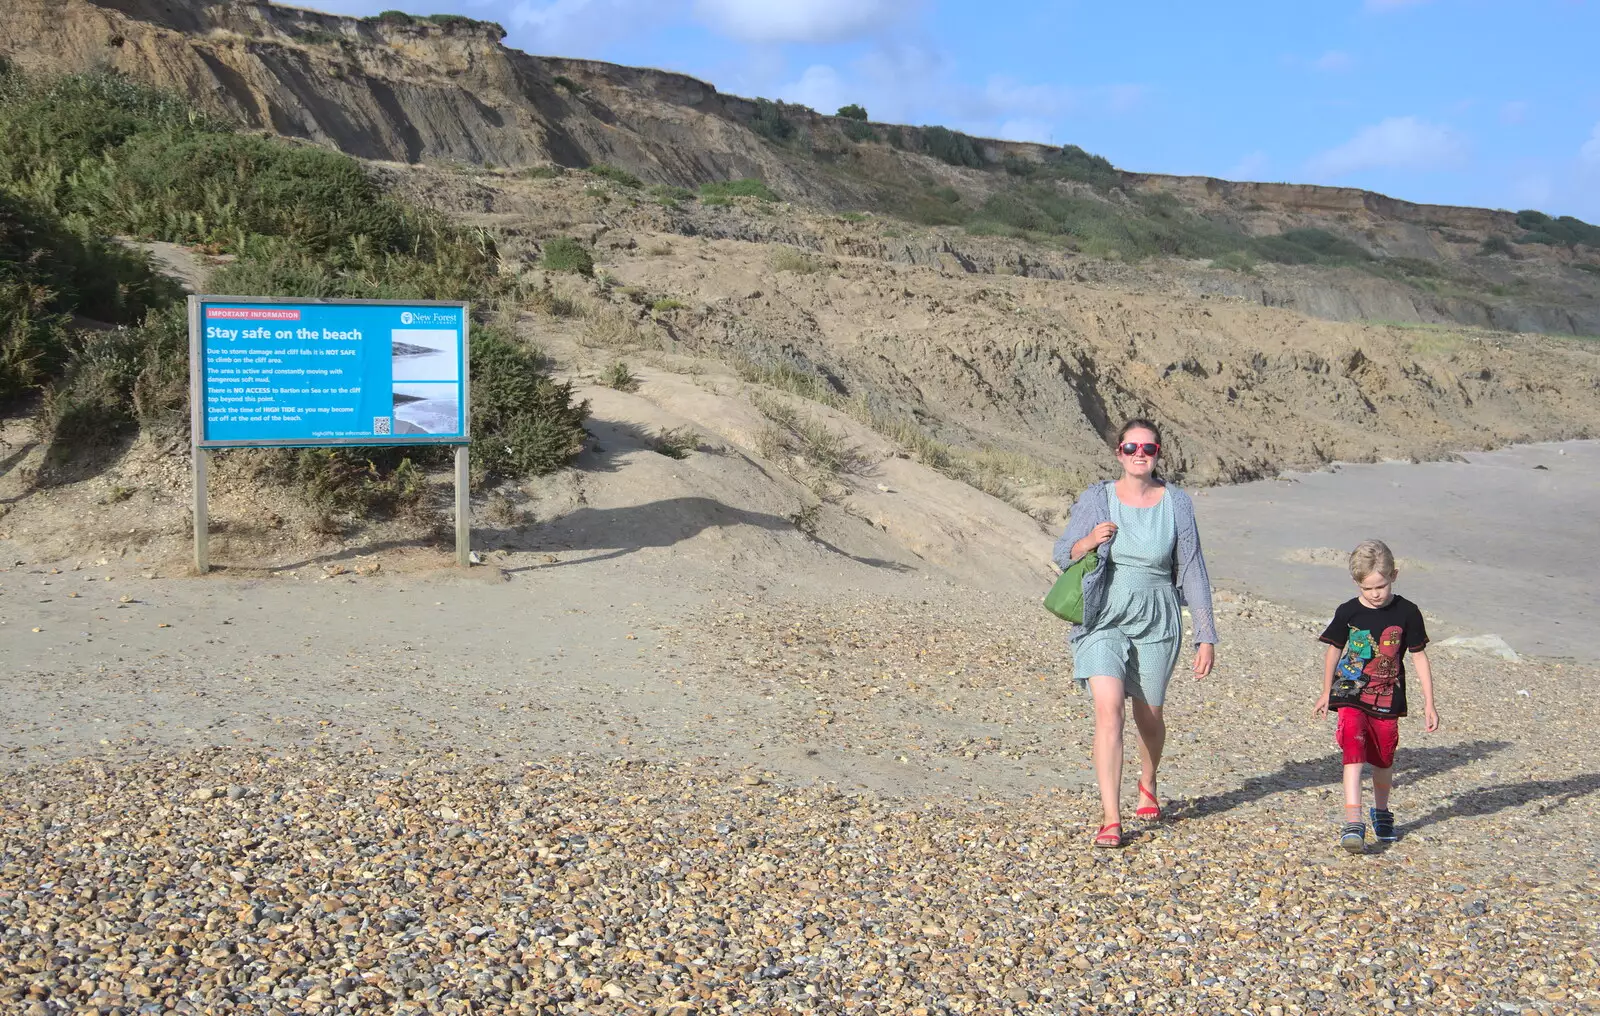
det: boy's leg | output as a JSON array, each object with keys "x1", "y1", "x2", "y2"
[
  {"x1": 1089, "y1": 676, "x2": 1126, "y2": 828},
  {"x1": 1369, "y1": 718, "x2": 1399, "y2": 841},
  {"x1": 1334, "y1": 708, "x2": 1369, "y2": 852},
  {"x1": 1372, "y1": 767, "x2": 1393, "y2": 811},
  {"x1": 1343, "y1": 762, "x2": 1365, "y2": 824}
]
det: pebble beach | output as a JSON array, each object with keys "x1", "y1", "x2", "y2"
[{"x1": 2, "y1": 543, "x2": 1597, "y2": 1015}]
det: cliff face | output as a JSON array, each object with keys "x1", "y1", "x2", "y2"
[
  {"x1": 0, "y1": 0, "x2": 862, "y2": 200},
  {"x1": 4, "y1": 0, "x2": 1598, "y2": 335}
]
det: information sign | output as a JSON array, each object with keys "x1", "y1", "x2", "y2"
[
  {"x1": 189, "y1": 297, "x2": 470, "y2": 447},
  {"x1": 186, "y1": 296, "x2": 474, "y2": 573}
]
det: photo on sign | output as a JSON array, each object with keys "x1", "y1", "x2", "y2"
[
  {"x1": 391, "y1": 383, "x2": 460, "y2": 435},
  {"x1": 391, "y1": 328, "x2": 460, "y2": 382}
]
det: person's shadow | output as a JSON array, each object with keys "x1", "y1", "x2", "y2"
[
  {"x1": 1397, "y1": 771, "x2": 1600, "y2": 839},
  {"x1": 1172, "y1": 739, "x2": 1512, "y2": 821}
]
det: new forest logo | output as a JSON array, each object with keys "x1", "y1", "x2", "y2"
[{"x1": 399, "y1": 309, "x2": 459, "y2": 326}]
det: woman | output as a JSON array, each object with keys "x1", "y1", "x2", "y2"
[{"x1": 1054, "y1": 419, "x2": 1217, "y2": 848}]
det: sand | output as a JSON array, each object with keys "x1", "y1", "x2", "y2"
[{"x1": 1192, "y1": 440, "x2": 1600, "y2": 661}]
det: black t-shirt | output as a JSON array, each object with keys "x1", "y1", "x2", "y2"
[{"x1": 1318, "y1": 595, "x2": 1429, "y2": 719}]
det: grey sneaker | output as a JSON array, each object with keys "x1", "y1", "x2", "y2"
[
  {"x1": 1340, "y1": 822, "x2": 1366, "y2": 854},
  {"x1": 1370, "y1": 808, "x2": 1396, "y2": 842}
]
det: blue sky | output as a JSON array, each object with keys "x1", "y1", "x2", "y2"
[{"x1": 301, "y1": 0, "x2": 1600, "y2": 220}]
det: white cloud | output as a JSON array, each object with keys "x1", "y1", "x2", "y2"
[
  {"x1": 1313, "y1": 50, "x2": 1354, "y2": 72},
  {"x1": 1227, "y1": 151, "x2": 1270, "y2": 180},
  {"x1": 692, "y1": 0, "x2": 915, "y2": 44},
  {"x1": 1499, "y1": 100, "x2": 1529, "y2": 125},
  {"x1": 509, "y1": 0, "x2": 673, "y2": 52},
  {"x1": 1581, "y1": 123, "x2": 1600, "y2": 167},
  {"x1": 775, "y1": 46, "x2": 1145, "y2": 145},
  {"x1": 781, "y1": 65, "x2": 849, "y2": 115},
  {"x1": 1306, "y1": 116, "x2": 1468, "y2": 177}
]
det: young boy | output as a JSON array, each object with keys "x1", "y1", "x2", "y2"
[{"x1": 1313, "y1": 540, "x2": 1439, "y2": 853}]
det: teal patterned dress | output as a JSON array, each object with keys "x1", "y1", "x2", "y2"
[{"x1": 1070, "y1": 489, "x2": 1183, "y2": 705}]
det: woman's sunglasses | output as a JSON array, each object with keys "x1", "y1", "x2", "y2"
[{"x1": 1119, "y1": 442, "x2": 1161, "y2": 457}]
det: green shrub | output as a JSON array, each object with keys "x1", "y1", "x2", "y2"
[
  {"x1": 0, "y1": 190, "x2": 178, "y2": 405},
  {"x1": 837, "y1": 104, "x2": 868, "y2": 121},
  {"x1": 552, "y1": 75, "x2": 586, "y2": 95},
  {"x1": 1254, "y1": 227, "x2": 1372, "y2": 265},
  {"x1": 734, "y1": 357, "x2": 835, "y2": 403},
  {"x1": 700, "y1": 178, "x2": 777, "y2": 203},
  {"x1": 920, "y1": 125, "x2": 984, "y2": 168},
  {"x1": 1515, "y1": 210, "x2": 1600, "y2": 247},
  {"x1": 771, "y1": 248, "x2": 824, "y2": 274},
  {"x1": 421, "y1": 13, "x2": 506, "y2": 36},
  {"x1": 1209, "y1": 250, "x2": 1258, "y2": 273},
  {"x1": 841, "y1": 120, "x2": 876, "y2": 143},
  {"x1": 1001, "y1": 153, "x2": 1039, "y2": 177},
  {"x1": 750, "y1": 98, "x2": 795, "y2": 143},
  {"x1": 522, "y1": 165, "x2": 565, "y2": 179},
  {"x1": 650, "y1": 297, "x2": 685, "y2": 313},
  {"x1": 885, "y1": 126, "x2": 905, "y2": 149},
  {"x1": 2, "y1": 66, "x2": 589, "y2": 502},
  {"x1": 648, "y1": 184, "x2": 694, "y2": 206},
  {"x1": 1479, "y1": 234, "x2": 1514, "y2": 257},
  {"x1": 1045, "y1": 145, "x2": 1119, "y2": 190},
  {"x1": 1574, "y1": 262, "x2": 1600, "y2": 276},
  {"x1": 540, "y1": 236, "x2": 594, "y2": 276},
  {"x1": 601, "y1": 361, "x2": 639, "y2": 391},
  {"x1": 370, "y1": 10, "x2": 413, "y2": 26},
  {"x1": 36, "y1": 304, "x2": 190, "y2": 471},
  {"x1": 652, "y1": 426, "x2": 699, "y2": 459},
  {"x1": 586, "y1": 163, "x2": 642, "y2": 188},
  {"x1": 470, "y1": 324, "x2": 589, "y2": 478}
]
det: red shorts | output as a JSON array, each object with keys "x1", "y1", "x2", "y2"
[{"x1": 1336, "y1": 708, "x2": 1399, "y2": 768}]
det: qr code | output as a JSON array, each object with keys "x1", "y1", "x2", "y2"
[{"x1": 373, "y1": 416, "x2": 391, "y2": 435}]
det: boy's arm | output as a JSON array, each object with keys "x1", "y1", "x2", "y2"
[
  {"x1": 1312, "y1": 644, "x2": 1339, "y2": 717},
  {"x1": 1411, "y1": 649, "x2": 1439, "y2": 732}
]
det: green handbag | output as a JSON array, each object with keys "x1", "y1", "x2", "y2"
[{"x1": 1043, "y1": 550, "x2": 1097, "y2": 624}]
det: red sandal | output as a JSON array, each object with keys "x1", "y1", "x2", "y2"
[
  {"x1": 1093, "y1": 823, "x2": 1123, "y2": 849},
  {"x1": 1136, "y1": 783, "x2": 1162, "y2": 821}
]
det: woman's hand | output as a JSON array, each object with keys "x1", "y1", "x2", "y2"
[
  {"x1": 1191, "y1": 643, "x2": 1214, "y2": 679},
  {"x1": 1070, "y1": 521, "x2": 1117, "y2": 562}
]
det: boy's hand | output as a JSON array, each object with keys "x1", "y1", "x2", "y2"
[
  {"x1": 1424, "y1": 703, "x2": 1440, "y2": 732},
  {"x1": 1312, "y1": 693, "x2": 1330, "y2": 719}
]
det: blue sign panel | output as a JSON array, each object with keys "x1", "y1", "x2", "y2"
[{"x1": 190, "y1": 297, "x2": 470, "y2": 448}]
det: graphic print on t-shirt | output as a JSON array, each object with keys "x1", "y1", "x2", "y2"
[
  {"x1": 1333, "y1": 629, "x2": 1377, "y2": 694},
  {"x1": 1333, "y1": 625, "x2": 1403, "y2": 711},
  {"x1": 1361, "y1": 625, "x2": 1404, "y2": 713}
]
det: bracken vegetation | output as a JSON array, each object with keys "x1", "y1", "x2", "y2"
[
  {"x1": 0, "y1": 66, "x2": 586, "y2": 529},
  {"x1": 700, "y1": 179, "x2": 778, "y2": 204}
]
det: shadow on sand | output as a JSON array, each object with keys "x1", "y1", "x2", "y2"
[
  {"x1": 1173, "y1": 739, "x2": 1513, "y2": 821},
  {"x1": 487, "y1": 497, "x2": 914, "y2": 575}
]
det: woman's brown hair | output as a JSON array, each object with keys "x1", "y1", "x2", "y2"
[{"x1": 1115, "y1": 418, "x2": 1163, "y2": 448}]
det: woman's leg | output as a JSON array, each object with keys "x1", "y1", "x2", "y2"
[
  {"x1": 1089, "y1": 675, "x2": 1127, "y2": 827},
  {"x1": 1130, "y1": 698, "x2": 1166, "y2": 799}
]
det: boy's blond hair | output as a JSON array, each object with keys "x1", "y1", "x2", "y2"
[{"x1": 1349, "y1": 539, "x2": 1397, "y2": 581}]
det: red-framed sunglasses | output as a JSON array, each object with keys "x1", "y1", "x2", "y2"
[{"x1": 1119, "y1": 442, "x2": 1161, "y2": 456}]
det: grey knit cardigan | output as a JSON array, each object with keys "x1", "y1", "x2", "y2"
[{"x1": 1051, "y1": 480, "x2": 1218, "y2": 645}]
